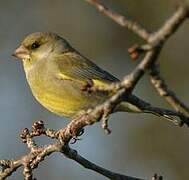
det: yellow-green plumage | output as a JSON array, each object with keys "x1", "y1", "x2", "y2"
[
  {"x1": 24, "y1": 51, "x2": 113, "y2": 117},
  {"x1": 13, "y1": 32, "x2": 155, "y2": 118}
]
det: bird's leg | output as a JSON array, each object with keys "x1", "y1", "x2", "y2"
[{"x1": 67, "y1": 113, "x2": 87, "y2": 144}]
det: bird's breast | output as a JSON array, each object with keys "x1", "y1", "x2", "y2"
[{"x1": 25, "y1": 67, "x2": 107, "y2": 117}]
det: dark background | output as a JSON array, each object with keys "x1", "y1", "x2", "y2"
[{"x1": 0, "y1": 0, "x2": 189, "y2": 179}]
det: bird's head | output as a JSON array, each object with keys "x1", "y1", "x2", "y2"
[{"x1": 13, "y1": 32, "x2": 71, "y2": 69}]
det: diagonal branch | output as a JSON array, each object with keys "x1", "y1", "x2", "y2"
[
  {"x1": 148, "y1": 5, "x2": 189, "y2": 45},
  {"x1": 115, "y1": 5, "x2": 188, "y2": 88},
  {"x1": 150, "y1": 64, "x2": 189, "y2": 116},
  {"x1": 64, "y1": 147, "x2": 143, "y2": 180},
  {"x1": 85, "y1": 0, "x2": 150, "y2": 40}
]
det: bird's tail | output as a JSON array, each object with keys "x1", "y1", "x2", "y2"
[
  {"x1": 141, "y1": 106, "x2": 181, "y2": 124},
  {"x1": 117, "y1": 94, "x2": 182, "y2": 124}
]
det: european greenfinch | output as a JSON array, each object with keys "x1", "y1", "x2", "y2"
[{"x1": 13, "y1": 32, "x2": 174, "y2": 120}]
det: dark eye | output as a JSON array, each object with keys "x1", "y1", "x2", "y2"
[{"x1": 31, "y1": 42, "x2": 40, "y2": 49}]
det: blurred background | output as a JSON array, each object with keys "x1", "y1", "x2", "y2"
[{"x1": 0, "y1": 0, "x2": 189, "y2": 179}]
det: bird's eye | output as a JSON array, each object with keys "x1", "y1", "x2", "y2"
[{"x1": 31, "y1": 42, "x2": 40, "y2": 49}]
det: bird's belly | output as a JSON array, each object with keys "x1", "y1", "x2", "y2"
[
  {"x1": 28, "y1": 77, "x2": 107, "y2": 117},
  {"x1": 36, "y1": 91, "x2": 80, "y2": 117}
]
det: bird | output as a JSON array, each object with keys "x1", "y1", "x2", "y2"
[{"x1": 13, "y1": 32, "x2": 177, "y2": 121}]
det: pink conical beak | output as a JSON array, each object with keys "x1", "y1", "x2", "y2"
[{"x1": 12, "y1": 45, "x2": 30, "y2": 60}]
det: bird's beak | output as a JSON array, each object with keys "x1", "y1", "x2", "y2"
[{"x1": 12, "y1": 45, "x2": 30, "y2": 60}]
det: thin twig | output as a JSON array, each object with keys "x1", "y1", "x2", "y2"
[
  {"x1": 148, "y1": 5, "x2": 189, "y2": 45},
  {"x1": 64, "y1": 147, "x2": 143, "y2": 180},
  {"x1": 150, "y1": 64, "x2": 189, "y2": 116},
  {"x1": 85, "y1": 0, "x2": 150, "y2": 40}
]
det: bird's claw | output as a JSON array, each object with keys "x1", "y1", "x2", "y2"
[
  {"x1": 69, "y1": 128, "x2": 85, "y2": 144},
  {"x1": 70, "y1": 137, "x2": 82, "y2": 144}
]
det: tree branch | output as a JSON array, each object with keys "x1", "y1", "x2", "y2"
[
  {"x1": 64, "y1": 147, "x2": 143, "y2": 180},
  {"x1": 85, "y1": 0, "x2": 150, "y2": 40},
  {"x1": 0, "y1": 121, "x2": 146, "y2": 180},
  {"x1": 150, "y1": 64, "x2": 189, "y2": 116}
]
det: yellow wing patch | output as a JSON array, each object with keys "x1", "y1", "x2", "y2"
[
  {"x1": 92, "y1": 79, "x2": 109, "y2": 88},
  {"x1": 58, "y1": 73, "x2": 74, "y2": 81},
  {"x1": 58, "y1": 73, "x2": 109, "y2": 86}
]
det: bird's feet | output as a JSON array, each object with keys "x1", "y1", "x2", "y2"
[{"x1": 70, "y1": 128, "x2": 84, "y2": 144}]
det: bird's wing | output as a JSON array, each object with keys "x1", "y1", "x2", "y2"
[{"x1": 54, "y1": 51, "x2": 120, "y2": 87}]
